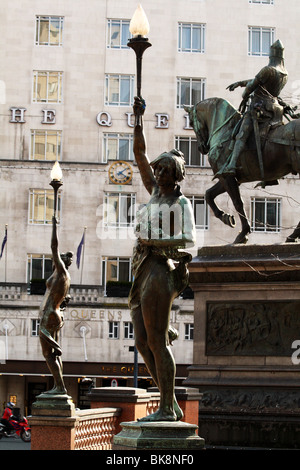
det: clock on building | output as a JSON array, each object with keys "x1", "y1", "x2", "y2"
[{"x1": 108, "y1": 161, "x2": 133, "y2": 185}]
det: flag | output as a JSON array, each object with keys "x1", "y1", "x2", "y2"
[
  {"x1": 0, "y1": 227, "x2": 7, "y2": 259},
  {"x1": 76, "y1": 230, "x2": 85, "y2": 269}
]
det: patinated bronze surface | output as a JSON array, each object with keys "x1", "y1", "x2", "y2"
[
  {"x1": 185, "y1": 40, "x2": 300, "y2": 244},
  {"x1": 39, "y1": 216, "x2": 73, "y2": 395},
  {"x1": 129, "y1": 97, "x2": 196, "y2": 421}
]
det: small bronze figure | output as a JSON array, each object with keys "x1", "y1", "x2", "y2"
[
  {"x1": 129, "y1": 97, "x2": 196, "y2": 421},
  {"x1": 39, "y1": 216, "x2": 73, "y2": 395}
]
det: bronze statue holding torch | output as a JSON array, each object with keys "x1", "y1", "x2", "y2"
[
  {"x1": 39, "y1": 162, "x2": 73, "y2": 395},
  {"x1": 127, "y1": 5, "x2": 196, "y2": 421}
]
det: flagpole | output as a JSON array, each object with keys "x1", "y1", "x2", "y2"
[
  {"x1": 80, "y1": 227, "x2": 87, "y2": 285},
  {"x1": 4, "y1": 224, "x2": 7, "y2": 282}
]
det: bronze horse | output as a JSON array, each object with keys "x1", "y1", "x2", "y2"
[{"x1": 184, "y1": 97, "x2": 300, "y2": 244}]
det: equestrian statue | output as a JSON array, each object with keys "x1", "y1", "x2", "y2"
[{"x1": 185, "y1": 40, "x2": 300, "y2": 244}]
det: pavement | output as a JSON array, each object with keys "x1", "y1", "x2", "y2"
[{"x1": 0, "y1": 436, "x2": 31, "y2": 450}]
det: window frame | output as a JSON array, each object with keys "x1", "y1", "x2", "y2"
[
  {"x1": 32, "y1": 71, "x2": 63, "y2": 104},
  {"x1": 178, "y1": 22, "x2": 205, "y2": 53},
  {"x1": 30, "y1": 129, "x2": 62, "y2": 161},
  {"x1": 184, "y1": 323, "x2": 194, "y2": 340},
  {"x1": 107, "y1": 19, "x2": 131, "y2": 49},
  {"x1": 250, "y1": 197, "x2": 281, "y2": 232},
  {"x1": 248, "y1": 26, "x2": 275, "y2": 56},
  {"x1": 28, "y1": 188, "x2": 61, "y2": 225},
  {"x1": 103, "y1": 192, "x2": 136, "y2": 228},
  {"x1": 175, "y1": 135, "x2": 207, "y2": 167},
  {"x1": 124, "y1": 321, "x2": 134, "y2": 339},
  {"x1": 102, "y1": 133, "x2": 134, "y2": 163},
  {"x1": 27, "y1": 254, "x2": 53, "y2": 282},
  {"x1": 176, "y1": 77, "x2": 206, "y2": 109},
  {"x1": 35, "y1": 16, "x2": 64, "y2": 46},
  {"x1": 105, "y1": 74, "x2": 135, "y2": 106},
  {"x1": 188, "y1": 195, "x2": 209, "y2": 230},
  {"x1": 102, "y1": 256, "x2": 132, "y2": 289},
  {"x1": 108, "y1": 321, "x2": 120, "y2": 339},
  {"x1": 249, "y1": 0, "x2": 274, "y2": 4},
  {"x1": 31, "y1": 319, "x2": 40, "y2": 337}
]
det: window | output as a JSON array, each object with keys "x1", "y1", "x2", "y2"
[
  {"x1": 104, "y1": 192, "x2": 136, "y2": 227},
  {"x1": 29, "y1": 189, "x2": 61, "y2": 224},
  {"x1": 35, "y1": 16, "x2": 64, "y2": 46},
  {"x1": 107, "y1": 19, "x2": 131, "y2": 48},
  {"x1": 109, "y1": 321, "x2": 119, "y2": 339},
  {"x1": 33, "y1": 71, "x2": 63, "y2": 103},
  {"x1": 251, "y1": 197, "x2": 281, "y2": 232},
  {"x1": 27, "y1": 254, "x2": 52, "y2": 282},
  {"x1": 188, "y1": 196, "x2": 209, "y2": 230},
  {"x1": 248, "y1": 27, "x2": 275, "y2": 56},
  {"x1": 102, "y1": 257, "x2": 132, "y2": 286},
  {"x1": 31, "y1": 319, "x2": 40, "y2": 336},
  {"x1": 185, "y1": 323, "x2": 194, "y2": 340},
  {"x1": 124, "y1": 322, "x2": 134, "y2": 339},
  {"x1": 249, "y1": 0, "x2": 273, "y2": 4},
  {"x1": 103, "y1": 133, "x2": 133, "y2": 162},
  {"x1": 177, "y1": 77, "x2": 205, "y2": 108},
  {"x1": 178, "y1": 23, "x2": 205, "y2": 53},
  {"x1": 175, "y1": 136, "x2": 207, "y2": 166},
  {"x1": 105, "y1": 74, "x2": 134, "y2": 106},
  {"x1": 30, "y1": 130, "x2": 62, "y2": 161}
]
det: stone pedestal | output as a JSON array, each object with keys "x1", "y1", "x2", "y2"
[
  {"x1": 186, "y1": 243, "x2": 300, "y2": 449},
  {"x1": 29, "y1": 393, "x2": 76, "y2": 450},
  {"x1": 112, "y1": 421, "x2": 205, "y2": 450}
]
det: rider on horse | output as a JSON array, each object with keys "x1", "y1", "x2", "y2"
[{"x1": 220, "y1": 39, "x2": 289, "y2": 178}]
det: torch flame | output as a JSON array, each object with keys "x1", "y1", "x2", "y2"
[{"x1": 129, "y1": 4, "x2": 150, "y2": 37}]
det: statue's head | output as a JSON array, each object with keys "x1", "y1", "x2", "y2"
[
  {"x1": 269, "y1": 39, "x2": 284, "y2": 60},
  {"x1": 61, "y1": 251, "x2": 73, "y2": 268},
  {"x1": 150, "y1": 149, "x2": 186, "y2": 184}
]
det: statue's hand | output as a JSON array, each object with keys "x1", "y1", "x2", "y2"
[
  {"x1": 227, "y1": 81, "x2": 240, "y2": 92},
  {"x1": 133, "y1": 96, "x2": 146, "y2": 117}
]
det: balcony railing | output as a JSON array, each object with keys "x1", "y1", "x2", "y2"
[{"x1": 74, "y1": 407, "x2": 121, "y2": 450}]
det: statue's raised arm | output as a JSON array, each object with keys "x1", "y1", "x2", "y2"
[{"x1": 133, "y1": 96, "x2": 156, "y2": 194}]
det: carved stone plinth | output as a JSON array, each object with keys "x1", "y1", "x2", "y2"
[
  {"x1": 31, "y1": 392, "x2": 75, "y2": 417},
  {"x1": 112, "y1": 420, "x2": 205, "y2": 450},
  {"x1": 187, "y1": 243, "x2": 300, "y2": 449}
]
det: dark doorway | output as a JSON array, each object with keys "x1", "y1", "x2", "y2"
[{"x1": 27, "y1": 382, "x2": 47, "y2": 415}]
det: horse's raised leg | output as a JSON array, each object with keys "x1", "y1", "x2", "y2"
[
  {"x1": 221, "y1": 176, "x2": 251, "y2": 244},
  {"x1": 205, "y1": 180, "x2": 236, "y2": 228}
]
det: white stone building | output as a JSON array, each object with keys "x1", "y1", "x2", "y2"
[{"x1": 0, "y1": 0, "x2": 300, "y2": 414}]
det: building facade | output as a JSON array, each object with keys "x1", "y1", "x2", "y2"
[{"x1": 1, "y1": 0, "x2": 300, "y2": 415}]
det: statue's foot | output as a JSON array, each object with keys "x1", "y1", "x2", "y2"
[{"x1": 138, "y1": 408, "x2": 177, "y2": 422}]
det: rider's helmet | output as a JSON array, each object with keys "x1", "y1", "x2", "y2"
[
  {"x1": 270, "y1": 39, "x2": 284, "y2": 60},
  {"x1": 6, "y1": 402, "x2": 15, "y2": 409}
]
